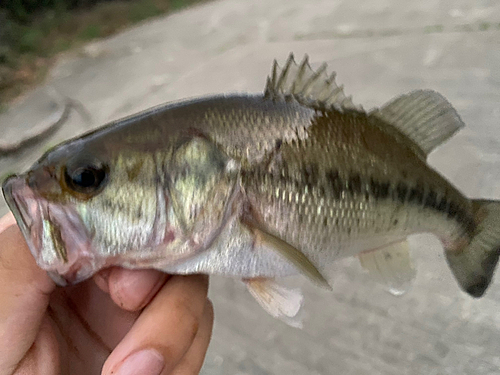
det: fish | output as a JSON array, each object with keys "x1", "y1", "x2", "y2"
[{"x1": 3, "y1": 54, "x2": 500, "y2": 326}]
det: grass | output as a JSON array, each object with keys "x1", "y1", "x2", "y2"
[{"x1": 0, "y1": 0, "x2": 206, "y2": 104}]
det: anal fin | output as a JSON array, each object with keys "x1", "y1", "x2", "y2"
[
  {"x1": 245, "y1": 278, "x2": 304, "y2": 328},
  {"x1": 358, "y1": 240, "x2": 416, "y2": 295}
]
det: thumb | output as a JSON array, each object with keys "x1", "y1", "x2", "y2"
[{"x1": 0, "y1": 213, "x2": 56, "y2": 373}]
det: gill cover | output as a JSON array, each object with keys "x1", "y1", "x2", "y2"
[{"x1": 168, "y1": 136, "x2": 239, "y2": 238}]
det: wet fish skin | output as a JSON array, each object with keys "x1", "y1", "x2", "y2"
[
  {"x1": 3, "y1": 54, "x2": 500, "y2": 324},
  {"x1": 242, "y1": 108, "x2": 472, "y2": 269},
  {"x1": 2, "y1": 96, "x2": 318, "y2": 282}
]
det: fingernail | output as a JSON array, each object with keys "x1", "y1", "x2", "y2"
[{"x1": 114, "y1": 349, "x2": 164, "y2": 375}]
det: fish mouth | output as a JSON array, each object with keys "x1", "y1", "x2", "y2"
[
  {"x1": 3, "y1": 175, "x2": 41, "y2": 252},
  {"x1": 2, "y1": 175, "x2": 100, "y2": 286}
]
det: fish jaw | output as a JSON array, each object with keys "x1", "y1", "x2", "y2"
[{"x1": 2, "y1": 175, "x2": 100, "y2": 285}]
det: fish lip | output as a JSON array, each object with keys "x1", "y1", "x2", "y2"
[
  {"x1": 2, "y1": 175, "x2": 33, "y2": 244},
  {"x1": 3, "y1": 175, "x2": 48, "y2": 273}
]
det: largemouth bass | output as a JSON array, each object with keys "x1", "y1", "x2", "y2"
[{"x1": 3, "y1": 55, "x2": 500, "y2": 325}]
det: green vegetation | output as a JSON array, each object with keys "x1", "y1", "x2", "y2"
[
  {"x1": 79, "y1": 24, "x2": 102, "y2": 39},
  {"x1": 0, "y1": 0, "x2": 205, "y2": 103}
]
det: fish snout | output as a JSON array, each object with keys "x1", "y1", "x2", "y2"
[{"x1": 26, "y1": 166, "x2": 63, "y2": 198}]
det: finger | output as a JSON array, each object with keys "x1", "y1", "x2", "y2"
[
  {"x1": 11, "y1": 316, "x2": 59, "y2": 375},
  {"x1": 107, "y1": 268, "x2": 169, "y2": 311},
  {"x1": 171, "y1": 300, "x2": 214, "y2": 375},
  {"x1": 0, "y1": 212, "x2": 16, "y2": 232},
  {"x1": 93, "y1": 267, "x2": 113, "y2": 294},
  {"x1": 102, "y1": 275, "x2": 209, "y2": 375},
  {"x1": 93, "y1": 267, "x2": 168, "y2": 311},
  {"x1": 0, "y1": 216, "x2": 55, "y2": 374}
]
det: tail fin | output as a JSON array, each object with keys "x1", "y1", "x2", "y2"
[{"x1": 446, "y1": 200, "x2": 500, "y2": 297}]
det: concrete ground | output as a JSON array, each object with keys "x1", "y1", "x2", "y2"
[{"x1": 1, "y1": 0, "x2": 500, "y2": 374}]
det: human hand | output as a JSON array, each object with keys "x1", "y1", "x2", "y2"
[{"x1": 0, "y1": 213, "x2": 214, "y2": 375}]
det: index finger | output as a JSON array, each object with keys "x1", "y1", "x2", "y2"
[{"x1": 102, "y1": 275, "x2": 210, "y2": 375}]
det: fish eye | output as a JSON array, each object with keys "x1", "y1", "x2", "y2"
[{"x1": 64, "y1": 163, "x2": 108, "y2": 195}]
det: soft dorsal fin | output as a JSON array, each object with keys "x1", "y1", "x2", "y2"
[
  {"x1": 265, "y1": 54, "x2": 363, "y2": 112},
  {"x1": 371, "y1": 90, "x2": 465, "y2": 156}
]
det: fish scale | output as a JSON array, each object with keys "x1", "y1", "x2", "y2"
[
  {"x1": 242, "y1": 107, "x2": 471, "y2": 268},
  {"x1": 3, "y1": 54, "x2": 500, "y2": 325}
]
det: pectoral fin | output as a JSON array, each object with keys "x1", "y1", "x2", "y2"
[
  {"x1": 242, "y1": 216, "x2": 332, "y2": 290},
  {"x1": 245, "y1": 278, "x2": 304, "y2": 328},
  {"x1": 358, "y1": 240, "x2": 416, "y2": 295}
]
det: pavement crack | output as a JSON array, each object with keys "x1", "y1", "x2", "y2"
[{"x1": 294, "y1": 21, "x2": 500, "y2": 41}]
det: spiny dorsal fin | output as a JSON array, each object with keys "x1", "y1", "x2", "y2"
[
  {"x1": 265, "y1": 54, "x2": 363, "y2": 112},
  {"x1": 372, "y1": 90, "x2": 465, "y2": 156}
]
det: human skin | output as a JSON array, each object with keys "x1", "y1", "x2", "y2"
[{"x1": 0, "y1": 213, "x2": 214, "y2": 375}]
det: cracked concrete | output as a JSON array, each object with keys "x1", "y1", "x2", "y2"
[
  {"x1": 1, "y1": 0, "x2": 500, "y2": 374},
  {"x1": 0, "y1": 87, "x2": 68, "y2": 155}
]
